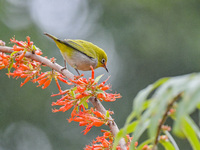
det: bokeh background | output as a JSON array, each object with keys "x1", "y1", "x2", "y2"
[{"x1": 0, "y1": 0, "x2": 200, "y2": 149}]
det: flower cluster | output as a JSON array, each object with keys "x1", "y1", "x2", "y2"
[
  {"x1": 85, "y1": 130, "x2": 137, "y2": 150},
  {"x1": 10, "y1": 36, "x2": 42, "y2": 56},
  {"x1": 51, "y1": 67, "x2": 121, "y2": 135},
  {"x1": 0, "y1": 52, "x2": 10, "y2": 70},
  {"x1": 0, "y1": 37, "x2": 43, "y2": 86},
  {"x1": 68, "y1": 106, "x2": 106, "y2": 135},
  {"x1": 52, "y1": 66, "x2": 121, "y2": 107}
]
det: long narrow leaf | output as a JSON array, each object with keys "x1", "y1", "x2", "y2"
[
  {"x1": 112, "y1": 120, "x2": 139, "y2": 150},
  {"x1": 181, "y1": 117, "x2": 200, "y2": 150},
  {"x1": 160, "y1": 140, "x2": 176, "y2": 150},
  {"x1": 185, "y1": 115, "x2": 200, "y2": 140},
  {"x1": 165, "y1": 131, "x2": 179, "y2": 150},
  {"x1": 133, "y1": 77, "x2": 169, "y2": 117},
  {"x1": 130, "y1": 120, "x2": 150, "y2": 149}
]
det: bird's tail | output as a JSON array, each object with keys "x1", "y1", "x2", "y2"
[{"x1": 44, "y1": 32, "x2": 59, "y2": 42}]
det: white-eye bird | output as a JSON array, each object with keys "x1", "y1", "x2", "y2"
[{"x1": 44, "y1": 33, "x2": 108, "y2": 75}]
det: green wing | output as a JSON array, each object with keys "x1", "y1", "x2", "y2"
[{"x1": 63, "y1": 39, "x2": 97, "y2": 59}]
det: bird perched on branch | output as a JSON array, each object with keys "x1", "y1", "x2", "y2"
[{"x1": 44, "y1": 33, "x2": 108, "y2": 75}]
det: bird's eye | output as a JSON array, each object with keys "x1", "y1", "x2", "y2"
[{"x1": 101, "y1": 58, "x2": 105, "y2": 64}]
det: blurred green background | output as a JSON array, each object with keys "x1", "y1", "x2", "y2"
[{"x1": 0, "y1": 0, "x2": 200, "y2": 149}]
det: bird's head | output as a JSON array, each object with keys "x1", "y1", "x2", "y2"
[{"x1": 97, "y1": 50, "x2": 108, "y2": 72}]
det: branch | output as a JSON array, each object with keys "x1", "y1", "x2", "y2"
[
  {"x1": 0, "y1": 46, "x2": 127, "y2": 150},
  {"x1": 0, "y1": 46, "x2": 74, "y2": 79},
  {"x1": 152, "y1": 92, "x2": 183, "y2": 150},
  {"x1": 89, "y1": 97, "x2": 127, "y2": 149}
]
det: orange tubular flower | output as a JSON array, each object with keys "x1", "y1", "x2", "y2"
[
  {"x1": 85, "y1": 130, "x2": 136, "y2": 150},
  {"x1": 20, "y1": 76, "x2": 32, "y2": 87},
  {"x1": 100, "y1": 85, "x2": 110, "y2": 91},
  {"x1": 12, "y1": 45, "x2": 24, "y2": 51},
  {"x1": 0, "y1": 52, "x2": 10, "y2": 70},
  {"x1": 10, "y1": 36, "x2": 42, "y2": 55},
  {"x1": 42, "y1": 78, "x2": 52, "y2": 89},
  {"x1": 66, "y1": 106, "x2": 107, "y2": 135},
  {"x1": 75, "y1": 92, "x2": 90, "y2": 99},
  {"x1": 90, "y1": 66, "x2": 95, "y2": 79},
  {"x1": 57, "y1": 75, "x2": 72, "y2": 85}
]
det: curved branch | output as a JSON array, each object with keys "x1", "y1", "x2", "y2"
[
  {"x1": 0, "y1": 46, "x2": 74, "y2": 79},
  {"x1": 89, "y1": 97, "x2": 127, "y2": 149},
  {"x1": 0, "y1": 45, "x2": 127, "y2": 150}
]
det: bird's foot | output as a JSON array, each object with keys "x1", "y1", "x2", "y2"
[
  {"x1": 61, "y1": 67, "x2": 67, "y2": 71},
  {"x1": 75, "y1": 68, "x2": 80, "y2": 76}
]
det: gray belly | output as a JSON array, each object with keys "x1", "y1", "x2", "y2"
[{"x1": 62, "y1": 51, "x2": 98, "y2": 71}]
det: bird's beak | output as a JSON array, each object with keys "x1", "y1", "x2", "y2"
[{"x1": 104, "y1": 64, "x2": 109, "y2": 72}]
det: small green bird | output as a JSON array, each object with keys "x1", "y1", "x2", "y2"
[{"x1": 44, "y1": 33, "x2": 108, "y2": 75}]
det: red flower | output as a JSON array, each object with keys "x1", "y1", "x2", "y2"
[
  {"x1": 0, "y1": 52, "x2": 10, "y2": 70},
  {"x1": 66, "y1": 106, "x2": 107, "y2": 135},
  {"x1": 33, "y1": 71, "x2": 53, "y2": 89},
  {"x1": 12, "y1": 45, "x2": 24, "y2": 51},
  {"x1": 75, "y1": 92, "x2": 90, "y2": 99},
  {"x1": 85, "y1": 130, "x2": 136, "y2": 150},
  {"x1": 10, "y1": 36, "x2": 42, "y2": 55}
]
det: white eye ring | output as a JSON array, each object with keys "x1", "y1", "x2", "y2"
[{"x1": 101, "y1": 58, "x2": 105, "y2": 64}]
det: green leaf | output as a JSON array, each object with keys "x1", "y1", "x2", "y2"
[
  {"x1": 197, "y1": 103, "x2": 200, "y2": 109},
  {"x1": 112, "y1": 129, "x2": 123, "y2": 150},
  {"x1": 133, "y1": 77, "x2": 169, "y2": 118},
  {"x1": 8, "y1": 51, "x2": 19, "y2": 73},
  {"x1": 181, "y1": 117, "x2": 200, "y2": 150},
  {"x1": 173, "y1": 102, "x2": 186, "y2": 138},
  {"x1": 81, "y1": 99, "x2": 88, "y2": 109},
  {"x1": 112, "y1": 120, "x2": 139, "y2": 150},
  {"x1": 8, "y1": 58, "x2": 14, "y2": 74},
  {"x1": 70, "y1": 87, "x2": 76, "y2": 98},
  {"x1": 95, "y1": 74, "x2": 103, "y2": 83},
  {"x1": 10, "y1": 51, "x2": 18, "y2": 57},
  {"x1": 29, "y1": 63, "x2": 33, "y2": 70},
  {"x1": 79, "y1": 95, "x2": 90, "y2": 108},
  {"x1": 32, "y1": 45, "x2": 37, "y2": 50},
  {"x1": 133, "y1": 85, "x2": 155, "y2": 118},
  {"x1": 148, "y1": 87, "x2": 173, "y2": 140},
  {"x1": 95, "y1": 89, "x2": 104, "y2": 94},
  {"x1": 160, "y1": 140, "x2": 176, "y2": 150},
  {"x1": 106, "y1": 110, "x2": 110, "y2": 118},
  {"x1": 153, "y1": 77, "x2": 170, "y2": 89},
  {"x1": 165, "y1": 131, "x2": 180, "y2": 150},
  {"x1": 126, "y1": 120, "x2": 139, "y2": 134},
  {"x1": 185, "y1": 115, "x2": 200, "y2": 139},
  {"x1": 130, "y1": 120, "x2": 150, "y2": 149}
]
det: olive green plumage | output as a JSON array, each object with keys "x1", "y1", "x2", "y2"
[{"x1": 44, "y1": 33, "x2": 108, "y2": 74}]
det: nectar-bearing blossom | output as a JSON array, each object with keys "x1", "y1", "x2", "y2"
[
  {"x1": 68, "y1": 106, "x2": 106, "y2": 135},
  {"x1": 51, "y1": 67, "x2": 121, "y2": 134},
  {"x1": 4, "y1": 36, "x2": 43, "y2": 86},
  {"x1": 10, "y1": 36, "x2": 42, "y2": 55},
  {"x1": 84, "y1": 130, "x2": 137, "y2": 150},
  {"x1": 0, "y1": 52, "x2": 10, "y2": 70}
]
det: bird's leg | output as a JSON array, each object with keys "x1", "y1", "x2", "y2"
[
  {"x1": 61, "y1": 60, "x2": 67, "y2": 71},
  {"x1": 75, "y1": 68, "x2": 80, "y2": 76}
]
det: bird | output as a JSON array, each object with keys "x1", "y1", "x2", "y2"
[{"x1": 44, "y1": 33, "x2": 108, "y2": 75}]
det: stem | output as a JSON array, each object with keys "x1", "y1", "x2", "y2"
[
  {"x1": 89, "y1": 97, "x2": 127, "y2": 150},
  {"x1": 0, "y1": 46, "x2": 127, "y2": 150},
  {"x1": 0, "y1": 46, "x2": 74, "y2": 79},
  {"x1": 152, "y1": 92, "x2": 183, "y2": 150}
]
